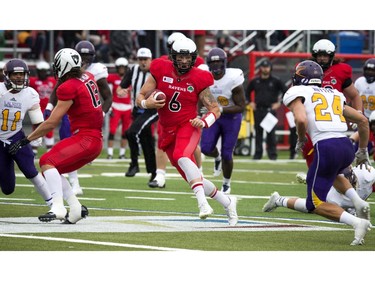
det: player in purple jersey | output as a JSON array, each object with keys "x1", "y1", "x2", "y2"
[{"x1": 200, "y1": 47, "x2": 246, "y2": 194}]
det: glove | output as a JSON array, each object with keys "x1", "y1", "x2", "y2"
[
  {"x1": 30, "y1": 137, "x2": 43, "y2": 147},
  {"x1": 43, "y1": 109, "x2": 52, "y2": 120},
  {"x1": 8, "y1": 137, "x2": 30, "y2": 155},
  {"x1": 355, "y1": 148, "x2": 371, "y2": 169},
  {"x1": 295, "y1": 137, "x2": 308, "y2": 152}
]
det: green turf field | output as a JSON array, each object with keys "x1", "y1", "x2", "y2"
[{"x1": 1, "y1": 149, "x2": 374, "y2": 251}]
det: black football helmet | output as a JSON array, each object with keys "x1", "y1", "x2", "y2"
[
  {"x1": 363, "y1": 58, "x2": 375, "y2": 84},
  {"x1": 75, "y1": 40, "x2": 96, "y2": 66},
  {"x1": 170, "y1": 37, "x2": 197, "y2": 74},
  {"x1": 206, "y1": 47, "x2": 227, "y2": 76},
  {"x1": 311, "y1": 39, "x2": 335, "y2": 71},
  {"x1": 292, "y1": 60, "x2": 323, "y2": 86},
  {"x1": 3, "y1": 59, "x2": 30, "y2": 91}
]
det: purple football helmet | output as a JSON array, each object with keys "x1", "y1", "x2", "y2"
[
  {"x1": 206, "y1": 47, "x2": 227, "y2": 76},
  {"x1": 3, "y1": 59, "x2": 30, "y2": 91},
  {"x1": 75, "y1": 40, "x2": 96, "y2": 66},
  {"x1": 292, "y1": 60, "x2": 323, "y2": 86},
  {"x1": 363, "y1": 58, "x2": 375, "y2": 84}
]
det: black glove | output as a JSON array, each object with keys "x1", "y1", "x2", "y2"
[
  {"x1": 43, "y1": 109, "x2": 52, "y2": 120},
  {"x1": 8, "y1": 138, "x2": 30, "y2": 155}
]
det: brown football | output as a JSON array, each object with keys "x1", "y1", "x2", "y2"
[{"x1": 145, "y1": 89, "x2": 166, "y2": 100}]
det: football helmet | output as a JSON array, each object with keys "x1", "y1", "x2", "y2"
[
  {"x1": 363, "y1": 58, "x2": 375, "y2": 84},
  {"x1": 115, "y1": 57, "x2": 129, "y2": 67},
  {"x1": 206, "y1": 47, "x2": 227, "y2": 76},
  {"x1": 3, "y1": 59, "x2": 30, "y2": 91},
  {"x1": 75, "y1": 40, "x2": 96, "y2": 66},
  {"x1": 0, "y1": 61, "x2": 6, "y2": 70},
  {"x1": 36, "y1": 61, "x2": 51, "y2": 80},
  {"x1": 369, "y1": 110, "x2": 375, "y2": 123},
  {"x1": 170, "y1": 37, "x2": 197, "y2": 74},
  {"x1": 167, "y1": 32, "x2": 186, "y2": 50},
  {"x1": 53, "y1": 48, "x2": 82, "y2": 79},
  {"x1": 292, "y1": 60, "x2": 323, "y2": 86},
  {"x1": 343, "y1": 166, "x2": 359, "y2": 189},
  {"x1": 312, "y1": 39, "x2": 335, "y2": 71}
]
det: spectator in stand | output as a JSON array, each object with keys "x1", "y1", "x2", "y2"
[
  {"x1": 200, "y1": 47, "x2": 246, "y2": 195},
  {"x1": 0, "y1": 59, "x2": 53, "y2": 210},
  {"x1": 109, "y1": 30, "x2": 133, "y2": 61},
  {"x1": 106, "y1": 57, "x2": 132, "y2": 159},
  {"x1": 29, "y1": 61, "x2": 57, "y2": 157},
  {"x1": 246, "y1": 59, "x2": 287, "y2": 160},
  {"x1": 120, "y1": 48, "x2": 158, "y2": 184}
]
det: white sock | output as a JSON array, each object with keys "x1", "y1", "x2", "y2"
[
  {"x1": 215, "y1": 155, "x2": 221, "y2": 162},
  {"x1": 340, "y1": 210, "x2": 361, "y2": 227},
  {"x1": 108, "y1": 147, "x2": 113, "y2": 156},
  {"x1": 192, "y1": 182, "x2": 208, "y2": 207},
  {"x1": 203, "y1": 179, "x2": 230, "y2": 207},
  {"x1": 119, "y1": 148, "x2": 125, "y2": 156},
  {"x1": 275, "y1": 196, "x2": 288, "y2": 207},
  {"x1": 223, "y1": 177, "x2": 231, "y2": 186},
  {"x1": 29, "y1": 173, "x2": 52, "y2": 204},
  {"x1": 345, "y1": 188, "x2": 366, "y2": 207},
  {"x1": 156, "y1": 169, "x2": 166, "y2": 176},
  {"x1": 43, "y1": 168, "x2": 63, "y2": 198},
  {"x1": 293, "y1": 198, "x2": 308, "y2": 213},
  {"x1": 61, "y1": 175, "x2": 74, "y2": 201}
]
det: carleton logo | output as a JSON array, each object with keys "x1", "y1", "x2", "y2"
[
  {"x1": 331, "y1": 78, "x2": 337, "y2": 85},
  {"x1": 187, "y1": 85, "x2": 194, "y2": 93}
]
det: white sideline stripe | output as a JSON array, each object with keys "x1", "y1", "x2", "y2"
[
  {"x1": 125, "y1": 196, "x2": 175, "y2": 201},
  {"x1": 0, "y1": 197, "x2": 35, "y2": 201},
  {"x1": 0, "y1": 233, "x2": 196, "y2": 251}
]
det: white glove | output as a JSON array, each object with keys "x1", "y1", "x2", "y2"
[
  {"x1": 30, "y1": 137, "x2": 43, "y2": 147},
  {"x1": 355, "y1": 148, "x2": 371, "y2": 169}
]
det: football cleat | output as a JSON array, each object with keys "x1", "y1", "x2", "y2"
[
  {"x1": 213, "y1": 159, "x2": 222, "y2": 177},
  {"x1": 221, "y1": 184, "x2": 231, "y2": 194},
  {"x1": 355, "y1": 202, "x2": 371, "y2": 221},
  {"x1": 262, "y1": 191, "x2": 280, "y2": 212},
  {"x1": 296, "y1": 172, "x2": 307, "y2": 184},
  {"x1": 199, "y1": 202, "x2": 214, "y2": 219},
  {"x1": 351, "y1": 219, "x2": 372, "y2": 246},
  {"x1": 148, "y1": 174, "x2": 166, "y2": 188},
  {"x1": 225, "y1": 196, "x2": 238, "y2": 226},
  {"x1": 63, "y1": 205, "x2": 89, "y2": 224},
  {"x1": 38, "y1": 203, "x2": 67, "y2": 222}
]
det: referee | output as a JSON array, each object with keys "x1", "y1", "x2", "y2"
[
  {"x1": 246, "y1": 59, "x2": 287, "y2": 160},
  {"x1": 119, "y1": 48, "x2": 158, "y2": 183}
]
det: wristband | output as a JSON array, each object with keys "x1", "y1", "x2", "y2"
[
  {"x1": 46, "y1": 103, "x2": 54, "y2": 111},
  {"x1": 202, "y1": 112, "x2": 217, "y2": 128},
  {"x1": 141, "y1": 100, "x2": 147, "y2": 109}
]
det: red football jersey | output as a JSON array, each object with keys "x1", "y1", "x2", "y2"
[
  {"x1": 29, "y1": 76, "x2": 57, "y2": 110},
  {"x1": 107, "y1": 73, "x2": 131, "y2": 105},
  {"x1": 150, "y1": 58, "x2": 213, "y2": 128},
  {"x1": 56, "y1": 72, "x2": 104, "y2": 133},
  {"x1": 321, "y1": 62, "x2": 352, "y2": 92}
]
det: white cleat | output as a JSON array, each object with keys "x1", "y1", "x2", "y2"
[
  {"x1": 225, "y1": 196, "x2": 238, "y2": 226},
  {"x1": 355, "y1": 202, "x2": 371, "y2": 221},
  {"x1": 296, "y1": 172, "x2": 307, "y2": 184},
  {"x1": 351, "y1": 219, "x2": 372, "y2": 246},
  {"x1": 213, "y1": 159, "x2": 222, "y2": 177},
  {"x1": 70, "y1": 178, "x2": 83, "y2": 195},
  {"x1": 199, "y1": 202, "x2": 214, "y2": 219},
  {"x1": 262, "y1": 191, "x2": 280, "y2": 212},
  {"x1": 64, "y1": 204, "x2": 89, "y2": 224}
]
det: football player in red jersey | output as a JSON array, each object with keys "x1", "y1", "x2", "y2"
[
  {"x1": 301, "y1": 39, "x2": 363, "y2": 167},
  {"x1": 29, "y1": 61, "x2": 57, "y2": 155},
  {"x1": 136, "y1": 37, "x2": 238, "y2": 225},
  {"x1": 9, "y1": 48, "x2": 104, "y2": 224},
  {"x1": 106, "y1": 57, "x2": 132, "y2": 159}
]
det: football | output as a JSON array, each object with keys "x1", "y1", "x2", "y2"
[{"x1": 145, "y1": 89, "x2": 166, "y2": 100}]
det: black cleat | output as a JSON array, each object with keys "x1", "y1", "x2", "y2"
[
  {"x1": 38, "y1": 212, "x2": 65, "y2": 223},
  {"x1": 62, "y1": 205, "x2": 89, "y2": 224},
  {"x1": 125, "y1": 164, "x2": 139, "y2": 177}
]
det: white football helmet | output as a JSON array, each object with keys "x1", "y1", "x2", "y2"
[
  {"x1": 171, "y1": 37, "x2": 197, "y2": 74},
  {"x1": 53, "y1": 48, "x2": 82, "y2": 79},
  {"x1": 0, "y1": 61, "x2": 6, "y2": 70},
  {"x1": 167, "y1": 32, "x2": 186, "y2": 49},
  {"x1": 36, "y1": 61, "x2": 50, "y2": 70},
  {"x1": 115, "y1": 57, "x2": 129, "y2": 67},
  {"x1": 312, "y1": 39, "x2": 336, "y2": 70}
]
